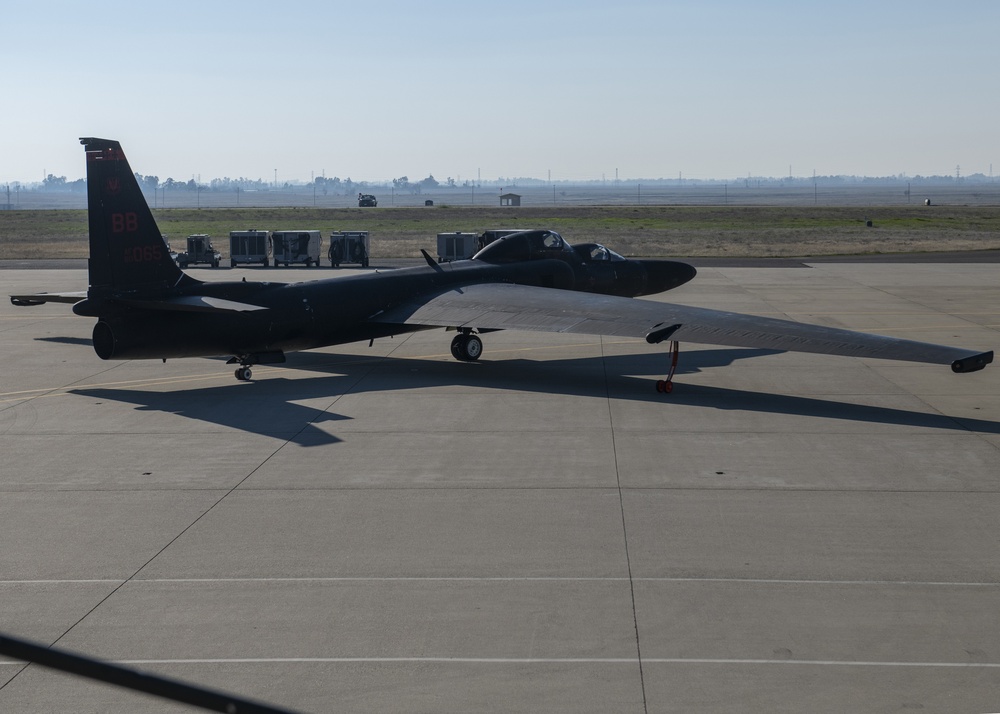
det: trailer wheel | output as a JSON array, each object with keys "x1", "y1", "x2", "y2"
[{"x1": 329, "y1": 242, "x2": 344, "y2": 267}]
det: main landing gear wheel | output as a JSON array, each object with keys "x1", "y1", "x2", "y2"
[
  {"x1": 235, "y1": 366, "x2": 253, "y2": 381},
  {"x1": 450, "y1": 333, "x2": 483, "y2": 362},
  {"x1": 655, "y1": 340, "x2": 680, "y2": 394}
]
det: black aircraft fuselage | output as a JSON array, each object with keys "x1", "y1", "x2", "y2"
[{"x1": 75, "y1": 241, "x2": 695, "y2": 363}]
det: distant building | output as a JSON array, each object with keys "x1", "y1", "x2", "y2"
[{"x1": 500, "y1": 192, "x2": 521, "y2": 207}]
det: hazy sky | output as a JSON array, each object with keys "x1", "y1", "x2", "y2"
[{"x1": 3, "y1": 1, "x2": 998, "y2": 184}]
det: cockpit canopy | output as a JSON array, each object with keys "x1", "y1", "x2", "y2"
[
  {"x1": 473, "y1": 230, "x2": 574, "y2": 264},
  {"x1": 572, "y1": 243, "x2": 627, "y2": 262}
]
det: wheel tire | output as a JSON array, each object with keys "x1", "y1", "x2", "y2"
[
  {"x1": 450, "y1": 335, "x2": 466, "y2": 360},
  {"x1": 451, "y1": 334, "x2": 482, "y2": 362},
  {"x1": 464, "y1": 334, "x2": 483, "y2": 361},
  {"x1": 239, "y1": 366, "x2": 253, "y2": 381},
  {"x1": 330, "y1": 244, "x2": 344, "y2": 267}
]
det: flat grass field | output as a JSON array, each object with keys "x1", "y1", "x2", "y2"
[{"x1": 2, "y1": 204, "x2": 999, "y2": 260}]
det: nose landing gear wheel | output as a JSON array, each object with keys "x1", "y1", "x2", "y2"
[
  {"x1": 235, "y1": 366, "x2": 253, "y2": 381},
  {"x1": 450, "y1": 333, "x2": 483, "y2": 362}
]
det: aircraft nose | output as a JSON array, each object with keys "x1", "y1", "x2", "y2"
[{"x1": 638, "y1": 260, "x2": 697, "y2": 294}]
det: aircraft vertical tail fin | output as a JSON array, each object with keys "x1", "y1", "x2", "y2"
[{"x1": 80, "y1": 137, "x2": 197, "y2": 295}]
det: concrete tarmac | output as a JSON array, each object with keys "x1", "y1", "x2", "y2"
[{"x1": 1, "y1": 262, "x2": 998, "y2": 713}]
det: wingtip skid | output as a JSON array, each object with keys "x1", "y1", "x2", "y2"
[{"x1": 951, "y1": 350, "x2": 993, "y2": 373}]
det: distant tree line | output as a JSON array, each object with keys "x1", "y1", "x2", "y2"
[
  {"x1": 40, "y1": 174, "x2": 87, "y2": 192},
  {"x1": 20, "y1": 170, "x2": 1000, "y2": 192},
  {"x1": 391, "y1": 175, "x2": 446, "y2": 193}
]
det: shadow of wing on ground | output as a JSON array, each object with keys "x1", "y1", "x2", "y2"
[
  {"x1": 660, "y1": 383, "x2": 1000, "y2": 434},
  {"x1": 268, "y1": 347, "x2": 778, "y2": 401},
  {"x1": 64, "y1": 347, "x2": 996, "y2": 443},
  {"x1": 472, "y1": 353, "x2": 1000, "y2": 434}
]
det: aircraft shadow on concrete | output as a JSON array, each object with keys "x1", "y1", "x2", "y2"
[
  {"x1": 71, "y1": 378, "x2": 353, "y2": 447},
  {"x1": 68, "y1": 348, "x2": 1000, "y2": 445},
  {"x1": 36, "y1": 336, "x2": 94, "y2": 347}
]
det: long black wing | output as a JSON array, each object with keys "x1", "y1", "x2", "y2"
[{"x1": 372, "y1": 283, "x2": 992, "y2": 372}]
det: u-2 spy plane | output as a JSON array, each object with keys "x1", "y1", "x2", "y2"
[{"x1": 11, "y1": 138, "x2": 993, "y2": 389}]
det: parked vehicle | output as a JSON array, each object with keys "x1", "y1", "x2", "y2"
[
  {"x1": 175, "y1": 234, "x2": 221, "y2": 268},
  {"x1": 436, "y1": 232, "x2": 479, "y2": 262},
  {"x1": 229, "y1": 230, "x2": 270, "y2": 267},
  {"x1": 271, "y1": 230, "x2": 322, "y2": 267},
  {"x1": 329, "y1": 231, "x2": 370, "y2": 267}
]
